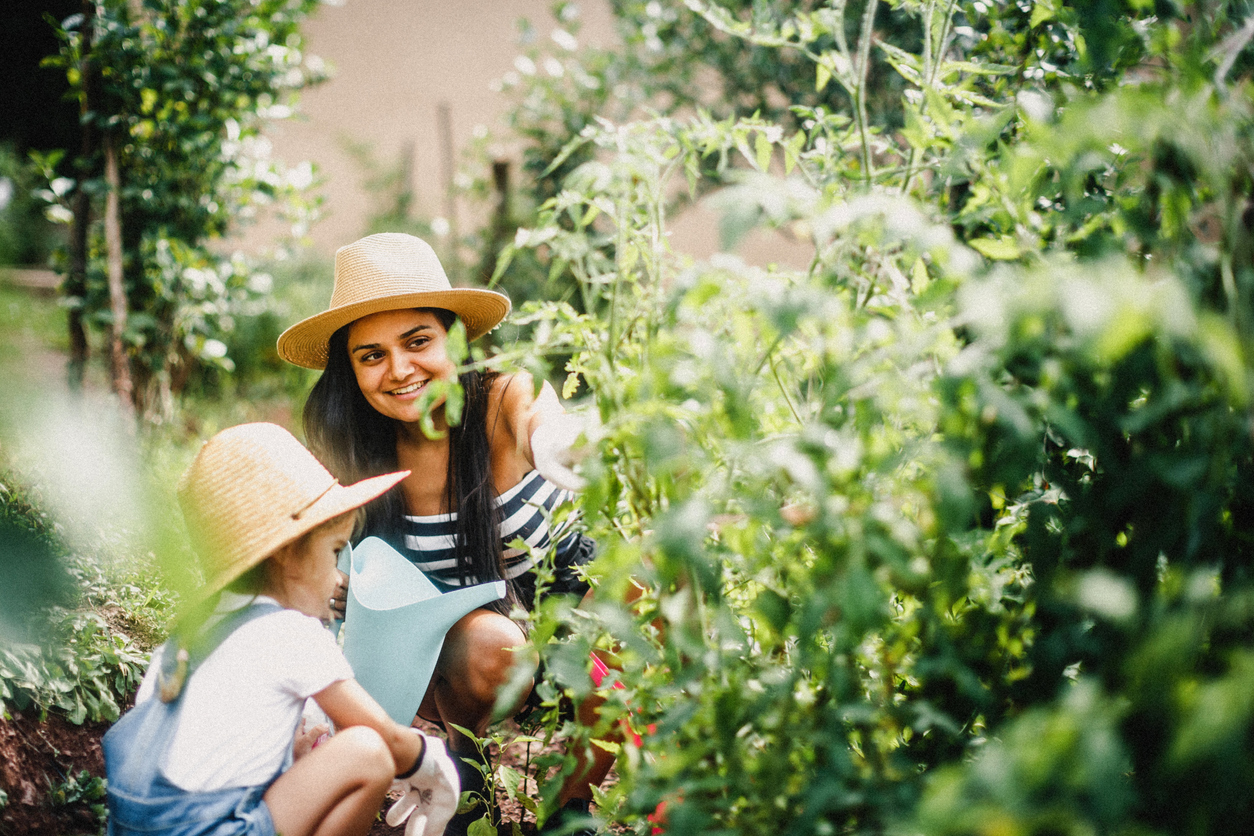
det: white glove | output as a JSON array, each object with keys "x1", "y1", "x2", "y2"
[
  {"x1": 531, "y1": 411, "x2": 598, "y2": 492},
  {"x1": 386, "y1": 731, "x2": 460, "y2": 836}
]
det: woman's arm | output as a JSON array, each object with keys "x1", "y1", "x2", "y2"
[
  {"x1": 491, "y1": 371, "x2": 564, "y2": 467},
  {"x1": 492, "y1": 372, "x2": 591, "y2": 491},
  {"x1": 312, "y1": 678, "x2": 425, "y2": 776}
]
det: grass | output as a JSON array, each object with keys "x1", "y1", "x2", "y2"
[{"x1": 0, "y1": 272, "x2": 67, "y2": 354}]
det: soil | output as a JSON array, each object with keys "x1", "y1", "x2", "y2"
[
  {"x1": 0, "y1": 710, "x2": 559, "y2": 836},
  {"x1": 0, "y1": 710, "x2": 109, "y2": 836}
]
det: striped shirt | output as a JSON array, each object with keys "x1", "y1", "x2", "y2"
[{"x1": 400, "y1": 469, "x2": 577, "y2": 587}]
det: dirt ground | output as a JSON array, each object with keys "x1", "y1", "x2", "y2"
[
  {"x1": 0, "y1": 709, "x2": 568, "y2": 836},
  {"x1": 0, "y1": 709, "x2": 109, "y2": 836}
]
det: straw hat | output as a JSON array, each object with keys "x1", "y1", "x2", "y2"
[
  {"x1": 277, "y1": 233, "x2": 512, "y2": 370},
  {"x1": 177, "y1": 422, "x2": 409, "y2": 600}
]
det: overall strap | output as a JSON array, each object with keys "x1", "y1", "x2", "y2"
[{"x1": 157, "y1": 600, "x2": 284, "y2": 703}]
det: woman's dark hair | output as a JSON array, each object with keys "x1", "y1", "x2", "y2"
[{"x1": 303, "y1": 308, "x2": 509, "y2": 609}]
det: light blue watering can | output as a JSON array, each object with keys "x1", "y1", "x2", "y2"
[{"x1": 336, "y1": 537, "x2": 506, "y2": 725}]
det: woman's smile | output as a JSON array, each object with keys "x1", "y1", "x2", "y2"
[{"x1": 387, "y1": 380, "x2": 426, "y2": 397}]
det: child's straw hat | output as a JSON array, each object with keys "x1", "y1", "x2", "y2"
[
  {"x1": 276, "y1": 232, "x2": 511, "y2": 370},
  {"x1": 177, "y1": 422, "x2": 409, "y2": 599}
]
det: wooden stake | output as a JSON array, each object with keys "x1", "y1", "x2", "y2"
[{"x1": 103, "y1": 135, "x2": 134, "y2": 416}]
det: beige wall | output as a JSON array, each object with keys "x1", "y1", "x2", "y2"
[
  {"x1": 231, "y1": 0, "x2": 616, "y2": 257},
  {"x1": 232, "y1": 0, "x2": 811, "y2": 272}
]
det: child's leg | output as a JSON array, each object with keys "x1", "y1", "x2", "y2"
[{"x1": 264, "y1": 725, "x2": 394, "y2": 836}]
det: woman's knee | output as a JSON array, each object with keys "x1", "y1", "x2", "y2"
[{"x1": 440, "y1": 610, "x2": 533, "y2": 701}]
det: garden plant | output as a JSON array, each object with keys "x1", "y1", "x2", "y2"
[{"x1": 3, "y1": 1, "x2": 1254, "y2": 834}]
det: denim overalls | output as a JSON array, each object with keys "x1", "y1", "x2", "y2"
[{"x1": 104, "y1": 602, "x2": 293, "y2": 836}]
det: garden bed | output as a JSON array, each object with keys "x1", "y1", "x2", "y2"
[
  {"x1": 0, "y1": 709, "x2": 564, "y2": 836},
  {"x1": 0, "y1": 710, "x2": 108, "y2": 836}
]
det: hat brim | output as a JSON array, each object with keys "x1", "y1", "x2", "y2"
[
  {"x1": 277, "y1": 289, "x2": 511, "y2": 370},
  {"x1": 196, "y1": 469, "x2": 409, "y2": 603}
]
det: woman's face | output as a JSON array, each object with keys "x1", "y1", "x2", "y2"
[{"x1": 346, "y1": 308, "x2": 458, "y2": 425}]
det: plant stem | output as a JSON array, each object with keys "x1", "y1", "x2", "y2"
[
  {"x1": 855, "y1": 0, "x2": 880, "y2": 187},
  {"x1": 771, "y1": 352, "x2": 804, "y2": 425}
]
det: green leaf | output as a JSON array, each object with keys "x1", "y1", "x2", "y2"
[
  {"x1": 783, "y1": 130, "x2": 806, "y2": 175},
  {"x1": 735, "y1": 133, "x2": 759, "y2": 171},
  {"x1": 969, "y1": 236, "x2": 1022, "y2": 260},
  {"x1": 1030, "y1": 0, "x2": 1058, "y2": 28},
  {"x1": 910, "y1": 257, "x2": 930, "y2": 294},
  {"x1": 755, "y1": 131, "x2": 773, "y2": 172}
]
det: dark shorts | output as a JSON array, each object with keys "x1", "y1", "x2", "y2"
[{"x1": 509, "y1": 531, "x2": 596, "y2": 612}]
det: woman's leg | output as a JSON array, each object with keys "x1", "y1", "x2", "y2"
[
  {"x1": 418, "y1": 608, "x2": 536, "y2": 749},
  {"x1": 264, "y1": 725, "x2": 394, "y2": 836},
  {"x1": 553, "y1": 580, "x2": 650, "y2": 808},
  {"x1": 417, "y1": 609, "x2": 536, "y2": 834},
  {"x1": 555, "y1": 689, "x2": 615, "y2": 807}
]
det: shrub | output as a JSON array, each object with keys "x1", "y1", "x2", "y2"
[{"x1": 480, "y1": 2, "x2": 1254, "y2": 833}]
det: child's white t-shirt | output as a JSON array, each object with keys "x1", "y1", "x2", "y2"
[{"x1": 135, "y1": 593, "x2": 354, "y2": 792}]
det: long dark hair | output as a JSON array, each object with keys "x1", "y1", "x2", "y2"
[{"x1": 303, "y1": 308, "x2": 508, "y2": 606}]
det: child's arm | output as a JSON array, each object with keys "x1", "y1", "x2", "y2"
[
  {"x1": 312, "y1": 678, "x2": 424, "y2": 776},
  {"x1": 314, "y1": 678, "x2": 460, "y2": 836}
]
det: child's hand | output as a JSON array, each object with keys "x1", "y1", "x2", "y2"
[
  {"x1": 292, "y1": 716, "x2": 330, "y2": 761},
  {"x1": 387, "y1": 731, "x2": 460, "y2": 836},
  {"x1": 330, "y1": 570, "x2": 349, "y2": 621}
]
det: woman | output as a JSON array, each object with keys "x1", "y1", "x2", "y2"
[{"x1": 277, "y1": 233, "x2": 606, "y2": 835}]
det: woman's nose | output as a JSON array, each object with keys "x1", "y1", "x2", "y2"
[{"x1": 386, "y1": 350, "x2": 412, "y2": 379}]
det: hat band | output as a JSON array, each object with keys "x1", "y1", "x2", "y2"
[{"x1": 291, "y1": 479, "x2": 339, "y2": 520}]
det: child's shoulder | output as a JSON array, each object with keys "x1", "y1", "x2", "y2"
[{"x1": 217, "y1": 596, "x2": 333, "y2": 645}]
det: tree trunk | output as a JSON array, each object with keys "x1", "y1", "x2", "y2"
[
  {"x1": 437, "y1": 101, "x2": 460, "y2": 274},
  {"x1": 66, "y1": 0, "x2": 97, "y2": 390},
  {"x1": 103, "y1": 135, "x2": 134, "y2": 416},
  {"x1": 480, "y1": 158, "x2": 512, "y2": 285}
]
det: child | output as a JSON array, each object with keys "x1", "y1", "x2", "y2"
[{"x1": 104, "y1": 422, "x2": 458, "y2": 836}]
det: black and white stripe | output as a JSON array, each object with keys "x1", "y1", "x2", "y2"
[{"x1": 400, "y1": 470, "x2": 577, "y2": 586}]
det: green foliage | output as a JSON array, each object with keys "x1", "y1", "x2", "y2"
[
  {"x1": 40, "y1": 0, "x2": 325, "y2": 419},
  {"x1": 47, "y1": 769, "x2": 108, "y2": 827},
  {"x1": 477, "y1": 1, "x2": 1254, "y2": 833},
  {"x1": 0, "y1": 468, "x2": 161, "y2": 724},
  {"x1": 0, "y1": 144, "x2": 62, "y2": 266},
  {"x1": 447, "y1": 723, "x2": 549, "y2": 834},
  {"x1": 0, "y1": 477, "x2": 76, "y2": 645},
  {"x1": 0, "y1": 606, "x2": 150, "y2": 725}
]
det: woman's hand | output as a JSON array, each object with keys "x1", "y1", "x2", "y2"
[
  {"x1": 292, "y1": 716, "x2": 330, "y2": 761},
  {"x1": 330, "y1": 570, "x2": 349, "y2": 622},
  {"x1": 531, "y1": 411, "x2": 599, "y2": 492}
]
